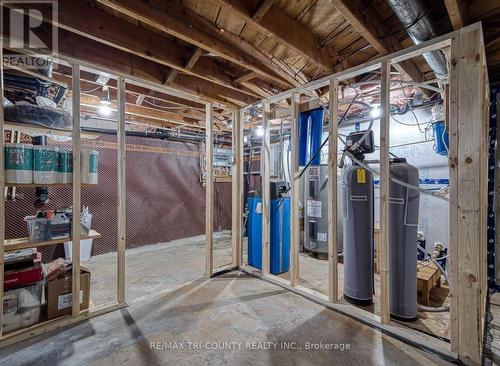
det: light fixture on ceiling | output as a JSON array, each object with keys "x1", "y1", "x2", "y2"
[
  {"x1": 98, "y1": 104, "x2": 112, "y2": 117},
  {"x1": 98, "y1": 85, "x2": 112, "y2": 116},
  {"x1": 100, "y1": 85, "x2": 111, "y2": 106},
  {"x1": 255, "y1": 126, "x2": 265, "y2": 137},
  {"x1": 370, "y1": 104, "x2": 381, "y2": 119}
]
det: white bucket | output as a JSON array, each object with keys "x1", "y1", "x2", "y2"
[
  {"x1": 64, "y1": 239, "x2": 93, "y2": 262},
  {"x1": 34, "y1": 145, "x2": 58, "y2": 184},
  {"x1": 81, "y1": 150, "x2": 98, "y2": 184},
  {"x1": 4, "y1": 143, "x2": 33, "y2": 184},
  {"x1": 57, "y1": 149, "x2": 73, "y2": 184}
]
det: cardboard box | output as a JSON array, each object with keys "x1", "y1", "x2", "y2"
[{"x1": 46, "y1": 267, "x2": 90, "y2": 320}]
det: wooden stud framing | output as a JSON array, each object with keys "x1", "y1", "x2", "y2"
[
  {"x1": 0, "y1": 18, "x2": 489, "y2": 362},
  {"x1": 205, "y1": 103, "x2": 214, "y2": 278},
  {"x1": 71, "y1": 65, "x2": 82, "y2": 318},
  {"x1": 231, "y1": 110, "x2": 243, "y2": 267},
  {"x1": 261, "y1": 103, "x2": 271, "y2": 276},
  {"x1": 448, "y1": 35, "x2": 460, "y2": 354},
  {"x1": 0, "y1": 45, "x2": 5, "y2": 337},
  {"x1": 117, "y1": 77, "x2": 126, "y2": 304},
  {"x1": 327, "y1": 79, "x2": 339, "y2": 303},
  {"x1": 449, "y1": 25, "x2": 489, "y2": 365},
  {"x1": 290, "y1": 94, "x2": 300, "y2": 287},
  {"x1": 379, "y1": 60, "x2": 391, "y2": 325}
]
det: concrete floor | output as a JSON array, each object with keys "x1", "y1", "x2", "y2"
[
  {"x1": 0, "y1": 232, "x2": 453, "y2": 365},
  {"x1": 485, "y1": 292, "x2": 500, "y2": 365},
  {"x1": 243, "y1": 241, "x2": 450, "y2": 339}
]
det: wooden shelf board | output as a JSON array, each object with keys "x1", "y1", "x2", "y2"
[{"x1": 4, "y1": 230, "x2": 101, "y2": 251}]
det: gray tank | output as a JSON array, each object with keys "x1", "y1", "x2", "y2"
[
  {"x1": 304, "y1": 165, "x2": 343, "y2": 257},
  {"x1": 342, "y1": 162, "x2": 374, "y2": 305},
  {"x1": 389, "y1": 158, "x2": 420, "y2": 321}
]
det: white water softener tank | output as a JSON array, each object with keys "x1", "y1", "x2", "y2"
[
  {"x1": 342, "y1": 130, "x2": 375, "y2": 306},
  {"x1": 389, "y1": 158, "x2": 420, "y2": 321}
]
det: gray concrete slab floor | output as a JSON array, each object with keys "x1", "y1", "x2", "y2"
[{"x1": 0, "y1": 232, "x2": 453, "y2": 365}]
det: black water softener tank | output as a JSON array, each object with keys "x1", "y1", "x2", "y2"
[
  {"x1": 343, "y1": 130, "x2": 375, "y2": 306},
  {"x1": 389, "y1": 158, "x2": 420, "y2": 321}
]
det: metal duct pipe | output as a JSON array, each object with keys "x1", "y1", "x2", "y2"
[{"x1": 387, "y1": 0, "x2": 448, "y2": 79}]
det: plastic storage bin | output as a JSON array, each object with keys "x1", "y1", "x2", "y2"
[
  {"x1": 64, "y1": 239, "x2": 94, "y2": 262},
  {"x1": 2, "y1": 281, "x2": 43, "y2": 333}
]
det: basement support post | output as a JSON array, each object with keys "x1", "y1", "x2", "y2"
[
  {"x1": 379, "y1": 60, "x2": 391, "y2": 325},
  {"x1": 205, "y1": 103, "x2": 214, "y2": 277},
  {"x1": 262, "y1": 102, "x2": 271, "y2": 276},
  {"x1": 450, "y1": 25, "x2": 489, "y2": 366},
  {"x1": 290, "y1": 94, "x2": 300, "y2": 287},
  {"x1": 71, "y1": 64, "x2": 82, "y2": 318},
  {"x1": 328, "y1": 79, "x2": 339, "y2": 303},
  {"x1": 117, "y1": 76, "x2": 126, "y2": 304},
  {"x1": 231, "y1": 109, "x2": 243, "y2": 267}
]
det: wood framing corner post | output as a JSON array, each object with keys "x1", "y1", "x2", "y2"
[
  {"x1": 71, "y1": 64, "x2": 82, "y2": 318},
  {"x1": 231, "y1": 109, "x2": 243, "y2": 268},
  {"x1": 205, "y1": 103, "x2": 214, "y2": 278},
  {"x1": 379, "y1": 60, "x2": 391, "y2": 325},
  {"x1": 449, "y1": 23, "x2": 489, "y2": 366},
  {"x1": 261, "y1": 103, "x2": 271, "y2": 276},
  {"x1": 328, "y1": 79, "x2": 339, "y2": 303},
  {"x1": 290, "y1": 94, "x2": 300, "y2": 287},
  {"x1": 117, "y1": 76, "x2": 126, "y2": 304},
  {"x1": 0, "y1": 45, "x2": 5, "y2": 337}
]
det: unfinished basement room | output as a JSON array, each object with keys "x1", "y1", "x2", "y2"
[{"x1": 0, "y1": 0, "x2": 499, "y2": 365}]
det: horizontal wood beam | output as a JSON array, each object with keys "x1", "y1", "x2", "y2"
[
  {"x1": 213, "y1": 0, "x2": 337, "y2": 72},
  {"x1": 54, "y1": 64, "x2": 209, "y2": 112},
  {"x1": 48, "y1": 72, "x2": 207, "y2": 122},
  {"x1": 252, "y1": 0, "x2": 275, "y2": 22},
  {"x1": 234, "y1": 71, "x2": 257, "y2": 84},
  {"x1": 2, "y1": 18, "x2": 255, "y2": 108},
  {"x1": 165, "y1": 47, "x2": 202, "y2": 86},
  {"x1": 329, "y1": 0, "x2": 425, "y2": 84},
  {"x1": 77, "y1": 93, "x2": 205, "y2": 128},
  {"x1": 444, "y1": 0, "x2": 466, "y2": 30},
  {"x1": 97, "y1": 0, "x2": 293, "y2": 87},
  {"x1": 10, "y1": 1, "x2": 260, "y2": 99}
]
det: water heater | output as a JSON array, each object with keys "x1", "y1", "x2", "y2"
[{"x1": 304, "y1": 165, "x2": 343, "y2": 257}]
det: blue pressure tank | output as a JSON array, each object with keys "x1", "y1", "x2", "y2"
[
  {"x1": 432, "y1": 121, "x2": 449, "y2": 156},
  {"x1": 298, "y1": 108, "x2": 323, "y2": 166},
  {"x1": 247, "y1": 181, "x2": 290, "y2": 274}
]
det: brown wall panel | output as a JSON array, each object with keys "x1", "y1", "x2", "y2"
[{"x1": 4, "y1": 133, "x2": 231, "y2": 262}]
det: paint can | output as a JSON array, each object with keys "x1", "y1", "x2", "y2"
[
  {"x1": 81, "y1": 150, "x2": 98, "y2": 184},
  {"x1": 57, "y1": 149, "x2": 73, "y2": 184},
  {"x1": 4, "y1": 143, "x2": 33, "y2": 184},
  {"x1": 34, "y1": 145, "x2": 58, "y2": 184}
]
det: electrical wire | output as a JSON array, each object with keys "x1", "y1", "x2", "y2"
[
  {"x1": 399, "y1": 82, "x2": 432, "y2": 134},
  {"x1": 81, "y1": 85, "x2": 104, "y2": 94}
]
